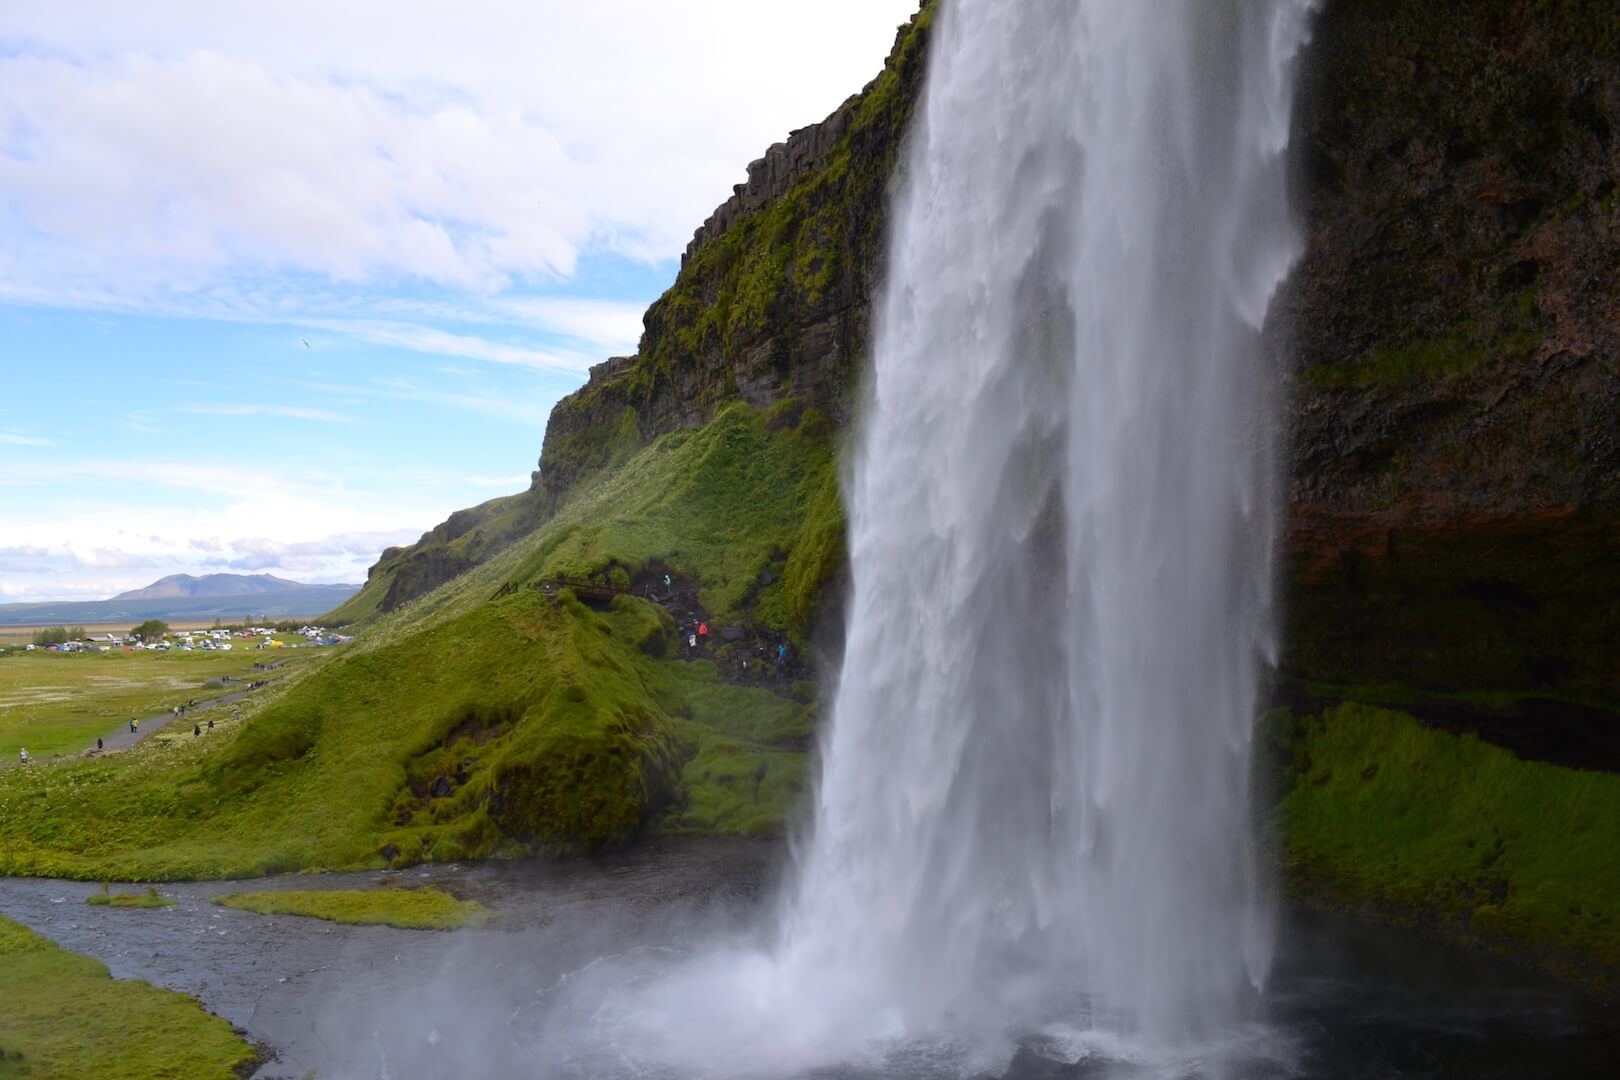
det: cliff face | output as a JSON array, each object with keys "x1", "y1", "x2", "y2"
[
  {"x1": 1282, "y1": 0, "x2": 1620, "y2": 702},
  {"x1": 533, "y1": 4, "x2": 936, "y2": 497},
  {"x1": 365, "y1": 1, "x2": 1619, "y2": 717}
]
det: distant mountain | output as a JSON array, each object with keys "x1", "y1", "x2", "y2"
[
  {"x1": 0, "y1": 578, "x2": 363, "y2": 628},
  {"x1": 112, "y1": 573, "x2": 330, "y2": 601}
]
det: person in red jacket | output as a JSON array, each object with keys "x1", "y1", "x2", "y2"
[{"x1": 697, "y1": 623, "x2": 709, "y2": 645}]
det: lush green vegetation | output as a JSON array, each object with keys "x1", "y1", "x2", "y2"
[
  {"x1": 0, "y1": 914, "x2": 256, "y2": 1079},
  {"x1": 214, "y1": 886, "x2": 492, "y2": 930},
  {"x1": 28, "y1": 627, "x2": 84, "y2": 648},
  {"x1": 508, "y1": 401, "x2": 837, "y2": 632},
  {"x1": 87, "y1": 886, "x2": 174, "y2": 909},
  {"x1": 326, "y1": 489, "x2": 550, "y2": 624},
  {"x1": 129, "y1": 619, "x2": 169, "y2": 642},
  {"x1": 0, "y1": 408, "x2": 827, "y2": 880},
  {"x1": 0, "y1": 647, "x2": 319, "y2": 760},
  {"x1": 1269, "y1": 702, "x2": 1620, "y2": 978}
]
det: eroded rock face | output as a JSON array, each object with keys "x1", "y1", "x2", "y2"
[{"x1": 1280, "y1": 0, "x2": 1620, "y2": 698}]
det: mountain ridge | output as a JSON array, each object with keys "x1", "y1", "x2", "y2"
[{"x1": 112, "y1": 572, "x2": 356, "y2": 601}]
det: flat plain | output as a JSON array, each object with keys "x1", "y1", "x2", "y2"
[{"x1": 0, "y1": 646, "x2": 317, "y2": 760}]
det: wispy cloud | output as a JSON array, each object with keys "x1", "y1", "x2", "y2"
[
  {"x1": 302, "y1": 318, "x2": 598, "y2": 374},
  {"x1": 492, "y1": 297, "x2": 645, "y2": 354},
  {"x1": 175, "y1": 403, "x2": 354, "y2": 423},
  {"x1": 0, "y1": 432, "x2": 53, "y2": 446}
]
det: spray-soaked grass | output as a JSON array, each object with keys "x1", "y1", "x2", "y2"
[
  {"x1": 0, "y1": 914, "x2": 256, "y2": 1079},
  {"x1": 1273, "y1": 702, "x2": 1620, "y2": 975},
  {"x1": 214, "y1": 886, "x2": 492, "y2": 930}
]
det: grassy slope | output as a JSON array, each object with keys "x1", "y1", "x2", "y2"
[
  {"x1": 0, "y1": 404, "x2": 830, "y2": 880},
  {"x1": 0, "y1": 915, "x2": 256, "y2": 1079},
  {"x1": 1271, "y1": 702, "x2": 1620, "y2": 979},
  {"x1": 327, "y1": 490, "x2": 547, "y2": 625},
  {"x1": 214, "y1": 886, "x2": 491, "y2": 930}
]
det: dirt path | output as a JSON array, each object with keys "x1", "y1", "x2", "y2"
[
  {"x1": 2, "y1": 680, "x2": 275, "y2": 769},
  {"x1": 93, "y1": 685, "x2": 256, "y2": 753}
]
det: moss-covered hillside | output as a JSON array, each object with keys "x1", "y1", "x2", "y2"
[
  {"x1": 0, "y1": 404, "x2": 831, "y2": 877},
  {"x1": 337, "y1": 1, "x2": 936, "y2": 620}
]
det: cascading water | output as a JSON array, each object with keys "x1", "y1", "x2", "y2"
[
  {"x1": 588, "y1": 2, "x2": 1318, "y2": 1074},
  {"x1": 772, "y1": 0, "x2": 1317, "y2": 1060}
]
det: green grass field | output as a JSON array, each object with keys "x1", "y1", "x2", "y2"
[
  {"x1": 214, "y1": 885, "x2": 492, "y2": 930},
  {"x1": 1271, "y1": 702, "x2": 1620, "y2": 978},
  {"x1": 0, "y1": 646, "x2": 322, "y2": 760},
  {"x1": 0, "y1": 914, "x2": 256, "y2": 1079}
]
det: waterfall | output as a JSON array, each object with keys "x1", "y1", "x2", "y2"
[
  {"x1": 776, "y1": 0, "x2": 1317, "y2": 1056},
  {"x1": 585, "y1": 2, "x2": 1318, "y2": 1074}
]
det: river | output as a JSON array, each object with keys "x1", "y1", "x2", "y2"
[{"x1": 0, "y1": 838, "x2": 1613, "y2": 1079}]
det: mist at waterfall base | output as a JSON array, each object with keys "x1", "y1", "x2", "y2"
[{"x1": 492, "y1": 1, "x2": 1321, "y2": 1075}]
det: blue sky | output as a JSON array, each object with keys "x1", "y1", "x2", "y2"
[{"x1": 0, "y1": 0, "x2": 917, "y2": 602}]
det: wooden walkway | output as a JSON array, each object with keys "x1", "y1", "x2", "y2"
[{"x1": 543, "y1": 575, "x2": 643, "y2": 605}]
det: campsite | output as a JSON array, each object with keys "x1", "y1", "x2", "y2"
[{"x1": 0, "y1": 627, "x2": 344, "y2": 760}]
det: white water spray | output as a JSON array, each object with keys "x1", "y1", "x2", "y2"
[
  {"x1": 775, "y1": 0, "x2": 1317, "y2": 1057},
  {"x1": 590, "y1": 2, "x2": 1317, "y2": 1073}
]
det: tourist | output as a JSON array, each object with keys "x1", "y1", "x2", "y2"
[
  {"x1": 698, "y1": 622, "x2": 708, "y2": 643},
  {"x1": 207, "y1": 719, "x2": 214, "y2": 731},
  {"x1": 194, "y1": 724, "x2": 201, "y2": 737},
  {"x1": 97, "y1": 738, "x2": 103, "y2": 751},
  {"x1": 129, "y1": 718, "x2": 136, "y2": 733},
  {"x1": 18, "y1": 747, "x2": 27, "y2": 766}
]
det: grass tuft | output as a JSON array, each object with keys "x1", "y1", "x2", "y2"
[
  {"x1": 213, "y1": 886, "x2": 492, "y2": 930},
  {"x1": 86, "y1": 886, "x2": 174, "y2": 909}
]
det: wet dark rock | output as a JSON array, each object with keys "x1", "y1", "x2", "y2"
[
  {"x1": 430, "y1": 776, "x2": 452, "y2": 799},
  {"x1": 380, "y1": 844, "x2": 401, "y2": 861},
  {"x1": 719, "y1": 625, "x2": 746, "y2": 642}
]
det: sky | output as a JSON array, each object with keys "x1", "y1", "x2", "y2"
[{"x1": 0, "y1": 0, "x2": 918, "y2": 603}]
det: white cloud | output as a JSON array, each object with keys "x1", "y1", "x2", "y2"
[
  {"x1": 302, "y1": 318, "x2": 597, "y2": 373},
  {"x1": 492, "y1": 298, "x2": 646, "y2": 354},
  {"x1": 0, "y1": 0, "x2": 921, "y2": 310},
  {"x1": 0, "y1": 432, "x2": 53, "y2": 446}
]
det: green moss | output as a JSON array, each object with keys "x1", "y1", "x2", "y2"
[
  {"x1": 86, "y1": 887, "x2": 174, "y2": 909},
  {"x1": 0, "y1": 914, "x2": 256, "y2": 1078},
  {"x1": 1271, "y1": 703, "x2": 1620, "y2": 974},
  {"x1": 1304, "y1": 328, "x2": 1489, "y2": 387},
  {"x1": 213, "y1": 886, "x2": 492, "y2": 930},
  {"x1": 511, "y1": 402, "x2": 835, "y2": 630},
  {"x1": 782, "y1": 462, "x2": 847, "y2": 630}
]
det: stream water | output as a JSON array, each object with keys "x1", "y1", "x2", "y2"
[{"x1": 0, "y1": 840, "x2": 1614, "y2": 1078}]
